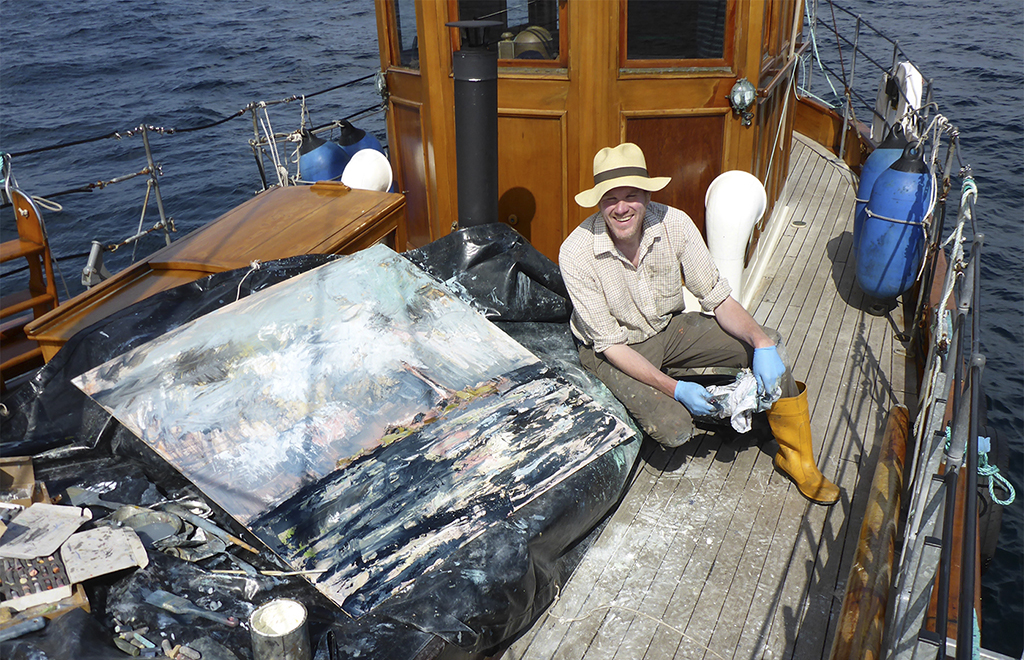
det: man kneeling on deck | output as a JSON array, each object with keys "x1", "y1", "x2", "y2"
[{"x1": 559, "y1": 142, "x2": 840, "y2": 506}]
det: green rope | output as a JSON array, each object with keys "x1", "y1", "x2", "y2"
[
  {"x1": 977, "y1": 436, "x2": 1016, "y2": 506},
  {"x1": 943, "y1": 427, "x2": 1017, "y2": 506}
]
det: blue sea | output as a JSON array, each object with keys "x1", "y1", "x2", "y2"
[{"x1": 1, "y1": 0, "x2": 1021, "y2": 655}]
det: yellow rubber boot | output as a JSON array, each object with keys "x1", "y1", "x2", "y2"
[{"x1": 767, "y1": 382, "x2": 840, "y2": 505}]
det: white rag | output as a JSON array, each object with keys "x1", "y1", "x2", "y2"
[{"x1": 705, "y1": 369, "x2": 780, "y2": 433}]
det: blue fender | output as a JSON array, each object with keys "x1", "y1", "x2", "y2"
[
  {"x1": 856, "y1": 142, "x2": 932, "y2": 300},
  {"x1": 298, "y1": 130, "x2": 350, "y2": 183},
  {"x1": 854, "y1": 124, "x2": 909, "y2": 259}
]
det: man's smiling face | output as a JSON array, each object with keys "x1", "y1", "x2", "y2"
[{"x1": 599, "y1": 186, "x2": 651, "y2": 248}]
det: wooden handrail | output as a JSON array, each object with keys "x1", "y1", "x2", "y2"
[{"x1": 758, "y1": 41, "x2": 810, "y2": 102}]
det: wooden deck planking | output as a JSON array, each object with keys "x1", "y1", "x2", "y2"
[
  {"x1": 511, "y1": 443, "x2": 671, "y2": 658},
  {"x1": 586, "y1": 434, "x2": 738, "y2": 659},
  {"x1": 644, "y1": 432, "x2": 768, "y2": 659},
  {"x1": 674, "y1": 145, "x2": 862, "y2": 660},
  {"x1": 737, "y1": 146, "x2": 868, "y2": 659},
  {"x1": 754, "y1": 155, "x2": 842, "y2": 333},
  {"x1": 769, "y1": 170, "x2": 855, "y2": 373},
  {"x1": 498, "y1": 133, "x2": 915, "y2": 660}
]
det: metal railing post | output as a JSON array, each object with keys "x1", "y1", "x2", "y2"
[{"x1": 140, "y1": 125, "x2": 172, "y2": 246}]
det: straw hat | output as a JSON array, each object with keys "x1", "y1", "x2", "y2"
[{"x1": 574, "y1": 143, "x2": 671, "y2": 208}]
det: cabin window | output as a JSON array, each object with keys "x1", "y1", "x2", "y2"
[
  {"x1": 624, "y1": 0, "x2": 729, "y2": 63},
  {"x1": 453, "y1": 0, "x2": 563, "y2": 66},
  {"x1": 394, "y1": 0, "x2": 419, "y2": 69}
]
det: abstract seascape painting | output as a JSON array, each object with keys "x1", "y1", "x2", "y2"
[{"x1": 74, "y1": 245, "x2": 633, "y2": 615}]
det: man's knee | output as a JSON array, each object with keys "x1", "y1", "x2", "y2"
[
  {"x1": 578, "y1": 343, "x2": 697, "y2": 448},
  {"x1": 631, "y1": 394, "x2": 696, "y2": 448}
]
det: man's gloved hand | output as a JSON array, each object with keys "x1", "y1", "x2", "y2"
[
  {"x1": 752, "y1": 345, "x2": 786, "y2": 396},
  {"x1": 674, "y1": 380, "x2": 717, "y2": 416}
]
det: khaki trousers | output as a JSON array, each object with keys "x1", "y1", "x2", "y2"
[{"x1": 578, "y1": 313, "x2": 793, "y2": 447}]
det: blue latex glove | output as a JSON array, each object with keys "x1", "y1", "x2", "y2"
[
  {"x1": 752, "y1": 345, "x2": 786, "y2": 396},
  {"x1": 674, "y1": 380, "x2": 717, "y2": 416}
]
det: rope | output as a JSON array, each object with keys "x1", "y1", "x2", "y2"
[
  {"x1": 960, "y1": 177, "x2": 978, "y2": 207},
  {"x1": 977, "y1": 437, "x2": 1016, "y2": 506},
  {"x1": 943, "y1": 428, "x2": 1016, "y2": 506},
  {"x1": 934, "y1": 177, "x2": 976, "y2": 341},
  {"x1": 130, "y1": 179, "x2": 153, "y2": 262},
  {"x1": 235, "y1": 260, "x2": 262, "y2": 302},
  {"x1": 802, "y1": 0, "x2": 843, "y2": 102},
  {"x1": 258, "y1": 108, "x2": 288, "y2": 187},
  {"x1": 863, "y1": 207, "x2": 929, "y2": 227},
  {"x1": 31, "y1": 196, "x2": 63, "y2": 213}
]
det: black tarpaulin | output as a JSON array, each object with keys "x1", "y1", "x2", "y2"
[{"x1": 0, "y1": 224, "x2": 640, "y2": 660}]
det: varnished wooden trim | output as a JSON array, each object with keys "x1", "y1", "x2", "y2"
[
  {"x1": 618, "y1": 67, "x2": 735, "y2": 79},
  {"x1": 497, "y1": 107, "x2": 567, "y2": 118},
  {"x1": 620, "y1": 108, "x2": 731, "y2": 119},
  {"x1": 498, "y1": 68, "x2": 570, "y2": 80}
]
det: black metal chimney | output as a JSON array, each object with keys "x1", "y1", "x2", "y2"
[{"x1": 446, "y1": 20, "x2": 501, "y2": 228}]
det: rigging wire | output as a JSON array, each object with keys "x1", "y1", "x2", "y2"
[
  {"x1": 1, "y1": 72, "x2": 385, "y2": 280},
  {"x1": 6, "y1": 71, "x2": 378, "y2": 158}
]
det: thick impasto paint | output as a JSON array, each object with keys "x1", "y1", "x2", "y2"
[{"x1": 75, "y1": 246, "x2": 633, "y2": 615}]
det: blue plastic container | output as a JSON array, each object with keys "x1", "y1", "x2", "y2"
[
  {"x1": 337, "y1": 121, "x2": 384, "y2": 159},
  {"x1": 298, "y1": 131, "x2": 350, "y2": 182},
  {"x1": 856, "y1": 142, "x2": 932, "y2": 300},
  {"x1": 854, "y1": 124, "x2": 909, "y2": 259}
]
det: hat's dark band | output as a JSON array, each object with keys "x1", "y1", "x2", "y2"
[{"x1": 593, "y1": 166, "x2": 649, "y2": 185}]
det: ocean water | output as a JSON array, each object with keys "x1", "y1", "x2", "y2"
[{"x1": 1, "y1": 0, "x2": 1020, "y2": 655}]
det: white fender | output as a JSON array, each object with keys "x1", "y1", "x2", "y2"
[
  {"x1": 871, "y1": 61, "x2": 924, "y2": 142},
  {"x1": 698, "y1": 170, "x2": 767, "y2": 310},
  {"x1": 341, "y1": 148, "x2": 394, "y2": 192}
]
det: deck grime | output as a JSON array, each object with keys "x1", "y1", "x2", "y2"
[{"x1": 498, "y1": 133, "x2": 917, "y2": 660}]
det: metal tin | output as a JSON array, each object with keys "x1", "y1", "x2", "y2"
[{"x1": 249, "y1": 598, "x2": 310, "y2": 660}]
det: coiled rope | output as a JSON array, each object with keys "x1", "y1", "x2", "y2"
[{"x1": 944, "y1": 427, "x2": 1016, "y2": 506}]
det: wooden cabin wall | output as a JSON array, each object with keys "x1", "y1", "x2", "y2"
[
  {"x1": 377, "y1": 0, "x2": 804, "y2": 265},
  {"x1": 745, "y1": 0, "x2": 802, "y2": 261}
]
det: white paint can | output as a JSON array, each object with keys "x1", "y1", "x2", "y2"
[{"x1": 249, "y1": 598, "x2": 311, "y2": 660}]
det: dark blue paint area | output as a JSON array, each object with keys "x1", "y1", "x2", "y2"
[{"x1": 251, "y1": 363, "x2": 632, "y2": 617}]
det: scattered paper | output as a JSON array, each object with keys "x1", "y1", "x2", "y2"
[
  {"x1": 61, "y1": 526, "x2": 149, "y2": 583},
  {"x1": 0, "y1": 504, "x2": 92, "y2": 559}
]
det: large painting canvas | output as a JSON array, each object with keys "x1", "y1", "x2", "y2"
[{"x1": 74, "y1": 246, "x2": 633, "y2": 615}]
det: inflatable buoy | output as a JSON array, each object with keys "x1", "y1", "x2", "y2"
[
  {"x1": 856, "y1": 142, "x2": 934, "y2": 300},
  {"x1": 341, "y1": 149, "x2": 394, "y2": 192},
  {"x1": 704, "y1": 170, "x2": 767, "y2": 304},
  {"x1": 298, "y1": 130, "x2": 350, "y2": 183},
  {"x1": 871, "y1": 61, "x2": 923, "y2": 142},
  {"x1": 854, "y1": 124, "x2": 910, "y2": 260},
  {"x1": 337, "y1": 121, "x2": 385, "y2": 159}
]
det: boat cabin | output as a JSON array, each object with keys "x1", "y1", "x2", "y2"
[{"x1": 374, "y1": 0, "x2": 804, "y2": 263}]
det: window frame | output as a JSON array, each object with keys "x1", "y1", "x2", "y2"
[
  {"x1": 618, "y1": 0, "x2": 736, "y2": 70},
  {"x1": 447, "y1": 0, "x2": 568, "y2": 70}
]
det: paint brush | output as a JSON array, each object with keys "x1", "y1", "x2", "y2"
[{"x1": 144, "y1": 589, "x2": 238, "y2": 627}]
